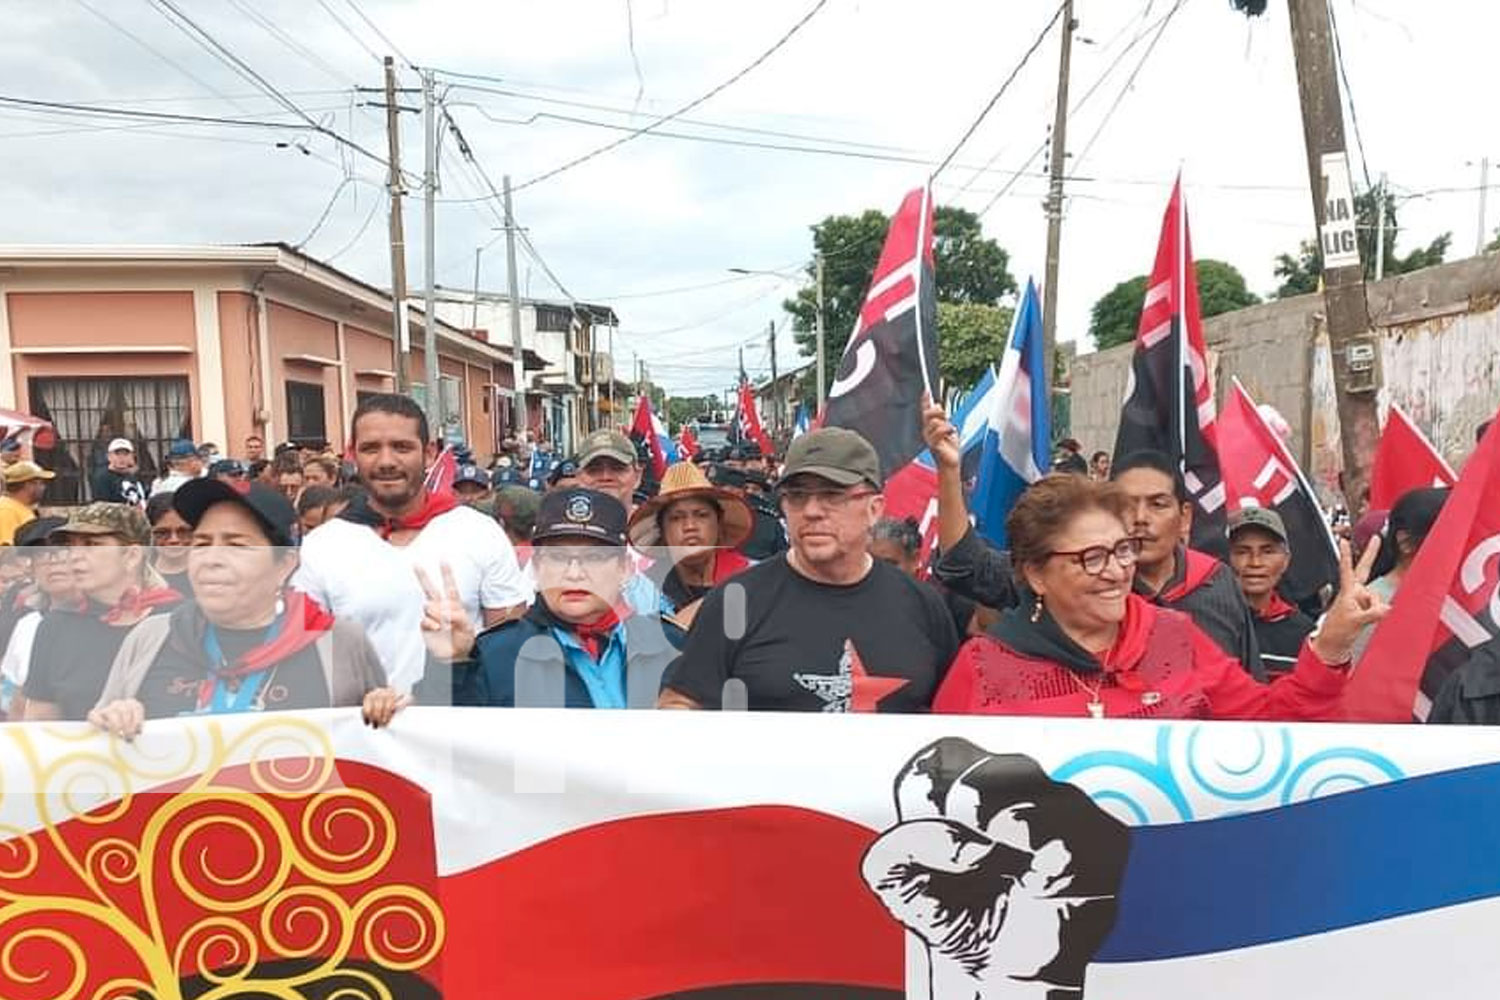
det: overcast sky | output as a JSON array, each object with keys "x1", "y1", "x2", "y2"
[{"x1": 0, "y1": 0, "x2": 1488, "y2": 399}]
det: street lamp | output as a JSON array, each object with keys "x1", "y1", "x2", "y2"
[{"x1": 727, "y1": 257, "x2": 827, "y2": 413}]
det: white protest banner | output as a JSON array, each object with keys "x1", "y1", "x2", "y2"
[{"x1": 1, "y1": 708, "x2": 1498, "y2": 999}]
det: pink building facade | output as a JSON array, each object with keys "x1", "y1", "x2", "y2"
[{"x1": 0, "y1": 244, "x2": 540, "y2": 502}]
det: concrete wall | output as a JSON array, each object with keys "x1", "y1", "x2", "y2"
[{"x1": 1069, "y1": 253, "x2": 1500, "y2": 499}]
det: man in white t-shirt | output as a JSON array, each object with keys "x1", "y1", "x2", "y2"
[{"x1": 293, "y1": 394, "x2": 531, "y2": 693}]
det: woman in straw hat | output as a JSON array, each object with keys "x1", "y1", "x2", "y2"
[{"x1": 629, "y1": 461, "x2": 755, "y2": 628}]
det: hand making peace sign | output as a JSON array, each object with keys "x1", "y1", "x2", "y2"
[
  {"x1": 415, "y1": 562, "x2": 478, "y2": 663},
  {"x1": 1309, "y1": 535, "x2": 1390, "y2": 666}
]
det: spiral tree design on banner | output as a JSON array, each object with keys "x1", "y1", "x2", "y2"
[
  {"x1": 1051, "y1": 725, "x2": 1406, "y2": 824},
  {"x1": 0, "y1": 717, "x2": 445, "y2": 999}
]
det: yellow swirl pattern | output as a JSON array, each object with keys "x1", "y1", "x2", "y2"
[{"x1": 0, "y1": 716, "x2": 446, "y2": 999}]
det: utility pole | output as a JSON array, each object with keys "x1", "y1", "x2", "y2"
[
  {"x1": 1039, "y1": 0, "x2": 1075, "y2": 392},
  {"x1": 738, "y1": 346, "x2": 746, "y2": 384},
  {"x1": 1288, "y1": 0, "x2": 1380, "y2": 513},
  {"x1": 421, "y1": 68, "x2": 442, "y2": 435},
  {"x1": 814, "y1": 252, "x2": 827, "y2": 414},
  {"x1": 502, "y1": 175, "x2": 527, "y2": 441},
  {"x1": 1477, "y1": 156, "x2": 1490, "y2": 256},
  {"x1": 381, "y1": 56, "x2": 410, "y2": 394},
  {"x1": 1374, "y1": 172, "x2": 1387, "y2": 282},
  {"x1": 607, "y1": 320, "x2": 616, "y2": 426},
  {"x1": 768, "y1": 320, "x2": 779, "y2": 434}
]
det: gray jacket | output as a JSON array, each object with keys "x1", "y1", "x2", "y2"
[{"x1": 95, "y1": 606, "x2": 387, "y2": 712}]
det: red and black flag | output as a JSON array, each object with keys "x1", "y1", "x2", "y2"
[
  {"x1": 824, "y1": 185, "x2": 939, "y2": 478},
  {"x1": 1113, "y1": 178, "x2": 1228, "y2": 555},
  {"x1": 1345, "y1": 410, "x2": 1500, "y2": 721},
  {"x1": 1217, "y1": 379, "x2": 1340, "y2": 605},
  {"x1": 731, "y1": 379, "x2": 774, "y2": 456}
]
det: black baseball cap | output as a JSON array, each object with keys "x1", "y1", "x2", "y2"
[
  {"x1": 547, "y1": 456, "x2": 580, "y2": 486},
  {"x1": 172, "y1": 478, "x2": 299, "y2": 547},
  {"x1": 15, "y1": 516, "x2": 67, "y2": 547},
  {"x1": 532, "y1": 488, "x2": 627, "y2": 546}
]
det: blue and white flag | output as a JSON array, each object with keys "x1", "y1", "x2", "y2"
[
  {"x1": 972, "y1": 278, "x2": 1050, "y2": 546},
  {"x1": 791, "y1": 403, "x2": 811, "y2": 440},
  {"x1": 913, "y1": 364, "x2": 997, "y2": 472}
]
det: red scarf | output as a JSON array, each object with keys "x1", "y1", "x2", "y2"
[
  {"x1": 569, "y1": 607, "x2": 624, "y2": 660},
  {"x1": 1258, "y1": 591, "x2": 1299, "y2": 623},
  {"x1": 205, "y1": 589, "x2": 337, "y2": 680},
  {"x1": 376, "y1": 491, "x2": 459, "y2": 540},
  {"x1": 711, "y1": 548, "x2": 753, "y2": 585},
  {"x1": 100, "y1": 584, "x2": 182, "y2": 625},
  {"x1": 1097, "y1": 595, "x2": 1159, "y2": 693}
]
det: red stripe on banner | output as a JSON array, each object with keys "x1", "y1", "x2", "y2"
[{"x1": 438, "y1": 806, "x2": 902, "y2": 1000}]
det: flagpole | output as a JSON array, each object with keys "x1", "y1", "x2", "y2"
[
  {"x1": 1176, "y1": 179, "x2": 1189, "y2": 463},
  {"x1": 1233, "y1": 377, "x2": 1341, "y2": 561},
  {"x1": 915, "y1": 184, "x2": 936, "y2": 400}
]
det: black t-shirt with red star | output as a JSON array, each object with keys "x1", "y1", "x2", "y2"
[{"x1": 662, "y1": 554, "x2": 959, "y2": 712}]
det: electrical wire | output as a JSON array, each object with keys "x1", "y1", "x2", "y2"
[
  {"x1": 312, "y1": 0, "x2": 382, "y2": 63},
  {"x1": 445, "y1": 81, "x2": 935, "y2": 156},
  {"x1": 441, "y1": 102, "x2": 1054, "y2": 191},
  {"x1": 145, "y1": 0, "x2": 392, "y2": 170},
  {"x1": 624, "y1": 0, "x2": 646, "y2": 115},
  {"x1": 343, "y1": 0, "x2": 415, "y2": 68},
  {"x1": 324, "y1": 188, "x2": 385, "y2": 262},
  {"x1": 512, "y1": 0, "x2": 829, "y2": 192},
  {"x1": 293, "y1": 177, "x2": 354, "y2": 249},
  {"x1": 222, "y1": 0, "x2": 359, "y2": 86},
  {"x1": 1327, "y1": 0, "x2": 1374, "y2": 191},
  {"x1": 929, "y1": 1, "x2": 1067, "y2": 183},
  {"x1": 71, "y1": 0, "x2": 258, "y2": 115},
  {"x1": 1068, "y1": 0, "x2": 1186, "y2": 175}
]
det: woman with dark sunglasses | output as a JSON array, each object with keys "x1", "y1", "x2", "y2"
[{"x1": 933, "y1": 476, "x2": 1385, "y2": 720}]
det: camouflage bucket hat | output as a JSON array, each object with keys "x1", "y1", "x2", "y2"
[{"x1": 53, "y1": 502, "x2": 150, "y2": 545}]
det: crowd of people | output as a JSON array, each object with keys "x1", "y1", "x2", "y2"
[{"x1": 0, "y1": 390, "x2": 1492, "y2": 736}]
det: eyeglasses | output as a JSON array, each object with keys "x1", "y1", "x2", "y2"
[
  {"x1": 777, "y1": 487, "x2": 876, "y2": 512},
  {"x1": 33, "y1": 549, "x2": 70, "y2": 564},
  {"x1": 1048, "y1": 537, "x2": 1143, "y2": 576},
  {"x1": 151, "y1": 527, "x2": 195, "y2": 544},
  {"x1": 533, "y1": 547, "x2": 621, "y2": 569}
]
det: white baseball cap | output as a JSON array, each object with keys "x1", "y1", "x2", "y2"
[{"x1": 107, "y1": 437, "x2": 134, "y2": 453}]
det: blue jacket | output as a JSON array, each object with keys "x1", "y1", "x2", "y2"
[{"x1": 425, "y1": 602, "x2": 684, "y2": 709}]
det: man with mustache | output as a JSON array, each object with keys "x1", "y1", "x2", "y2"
[
  {"x1": 1111, "y1": 450, "x2": 1264, "y2": 678},
  {"x1": 659, "y1": 427, "x2": 957, "y2": 711},
  {"x1": 293, "y1": 394, "x2": 531, "y2": 694}
]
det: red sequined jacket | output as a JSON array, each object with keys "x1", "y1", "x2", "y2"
[{"x1": 932, "y1": 594, "x2": 1347, "y2": 721}]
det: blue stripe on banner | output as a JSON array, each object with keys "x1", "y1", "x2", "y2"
[{"x1": 1096, "y1": 761, "x2": 1500, "y2": 962}]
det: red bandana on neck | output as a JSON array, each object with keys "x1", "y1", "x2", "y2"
[
  {"x1": 570, "y1": 607, "x2": 624, "y2": 660},
  {"x1": 376, "y1": 491, "x2": 459, "y2": 540},
  {"x1": 208, "y1": 589, "x2": 337, "y2": 680},
  {"x1": 100, "y1": 584, "x2": 182, "y2": 625}
]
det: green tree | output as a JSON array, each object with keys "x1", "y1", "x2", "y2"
[
  {"x1": 1273, "y1": 187, "x2": 1452, "y2": 298},
  {"x1": 1088, "y1": 260, "x2": 1259, "y2": 351},
  {"x1": 784, "y1": 205, "x2": 1016, "y2": 394},
  {"x1": 665, "y1": 395, "x2": 715, "y2": 431},
  {"x1": 937, "y1": 302, "x2": 1014, "y2": 390}
]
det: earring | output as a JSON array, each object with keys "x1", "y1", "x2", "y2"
[{"x1": 1030, "y1": 597, "x2": 1044, "y2": 623}]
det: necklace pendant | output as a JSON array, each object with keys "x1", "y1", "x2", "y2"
[{"x1": 1087, "y1": 699, "x2": 1105, "y2": 719}]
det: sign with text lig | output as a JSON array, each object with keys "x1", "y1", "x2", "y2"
[{"x1": 1320, "y1": 150, "x2": 1361, "y2": 269}]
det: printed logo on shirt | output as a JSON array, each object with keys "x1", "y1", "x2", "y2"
[{"x1": 792, "y1": 639, "x2": 909, "y2": 712}]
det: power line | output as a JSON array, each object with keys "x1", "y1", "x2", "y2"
[
  {"x1": 929, "y1": 1, "x2": 1067, "y2": 182},
  {"x1": 312, "y1": 0, "x2": 382, "y2": 63},
  {"x1": 1327, "y1": 0, "x2": 1373, "y2": 191},
  {"x1": 624, "y1": 0, "x2": 646, "y2": 114},
  {"x1": 446, "y1": 82, "x2": 934, "y2": 157},
  {"x1": 441, "y1": 102, "x2": 1054, "y2": 189},
  {"x1": 71, "y1": 0, "x2": 258, "y2": 115},
  {"x1": 294, "y1": 177, "x2": 355, "y2": 249},
  {"x1": 1068, "y1": 0, "x2": 1186, "y2": 175},
  {"x1": 323, "y1": 191, "x2": 385, "y2": 262},
  {"x1": 511, "y1": 0, "x2": 829, "y2": 192},
  {"x1": 221, "y1": 0, "x2": 359, "y2": 87},
  {"x1": 343, "y1": 0, "x2": 415, "y2": 68}
]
